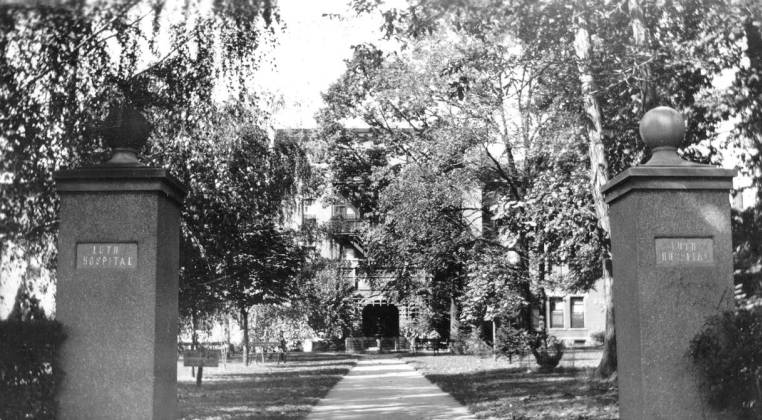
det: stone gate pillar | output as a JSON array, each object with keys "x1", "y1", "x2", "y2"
[
  {"x1": 601, "y1": 106, "x2": 736, "y2": 419},
  {"x1": 54, "y1": 105, "x2": 186, "y2": 419}
]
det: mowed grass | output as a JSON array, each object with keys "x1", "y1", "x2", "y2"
[
  {"x1": 177, "y1": 352, "x2": 357, "y2": 419},
  {"x1": 405, "y1": 354, "x2": 619, "y2": 419}
]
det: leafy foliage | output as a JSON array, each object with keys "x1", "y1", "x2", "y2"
[
  {"x1": 320, "y1": 125, "x2": 390, "y2": 222},
  {"x1": 461, "y1": 246, "x2": 526, "y2": 325},
  {"x1": 247, "y1": 304, "x2": 313, "y2": 346},
  {"x1": 0, "y1": 320, "x2": 65, "y2": 420},
  {"x1": 690, "y1": 307, "x2": 762, "y2": 418},
  {"x1": 160, "y1": 102, "x2": 310, "y2": 363},
  {"x1": 0, "y1": 0, "x2": 282, "y2": 316},
  {"x1": 732, "y1": 207, "x2": 762, "y2": 304},
  {"x1": 494, "y1": 324, "x2": 532, "y2": 361},
  {"x1": 335, "y1": 1, "x2": 750, "y2": 379},
  {"x1": 0, "y1": 0, "x2": 278, "y2": 251},
  {"x1": 170, "y1": 107, "x2": 309, "y2": 324},
  {"x1": 300, "y1": 258, "x2": 361, "y2": 340},
  {"x1": 726, "y1": 4, "x2": 762, "y2": 298}
]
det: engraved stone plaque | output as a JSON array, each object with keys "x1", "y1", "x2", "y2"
[
  {"x1": 77, "y1": 243, "x2": 137, "y2": 269},
  {"x1": 654, "y1": 237, "x2": 713, "y2": 266}
]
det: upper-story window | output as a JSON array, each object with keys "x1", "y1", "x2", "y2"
[
  {"x1": 302, "y1": 199, "x2": 316, "y2": 221},
  {"x1": 333, "y1": 205, "x2": 348, "y2": 218},
  {"x1": 302, "y1": 215, "x2": 317, "y2": 229}
]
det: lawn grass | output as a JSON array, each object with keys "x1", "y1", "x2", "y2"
[
  {"x1": 177, "y1": 352, "x2": 357, "y2": 419},
  {"x1": 405, "y1": 354, "x2": 619, "y2": 419}
]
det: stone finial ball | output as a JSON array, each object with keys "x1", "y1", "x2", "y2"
[
  {"x1": 101, "y1": 103, "x2": 151, "y2": 152},
  {"x1": 639, "y1": 106, "x2": 685, "y2": 150}
]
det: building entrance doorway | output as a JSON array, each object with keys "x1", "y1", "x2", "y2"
[{"x1": 361, "y1": 304, "x2": 399, "y2": 337}]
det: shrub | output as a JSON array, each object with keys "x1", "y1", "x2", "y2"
[
  {"x1": 689, "y1": 307, "x2": 762, "y2": 418},
  {"x1": 452, "y1": 329, "x2": 491, "y2": 356},
  {"x1": 529, "y1": 331, "x2": 564, "y2": 372},
  {"x1": 495, "y1": 326, "x2": 532, "y2": 361},
  {"x1": 590, "y1": 330, "x2": 605, "y2": 345},
  {"x1": 0, "y1": 320, "x2": 66, "y2": 420},
  {"x1": 449, "y1": 338, "x2": 467, "y2": 355},
  {"x1": 311, "y1": 337, "x2": 346, "y2": 352}
]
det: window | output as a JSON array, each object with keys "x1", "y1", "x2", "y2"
[
  {"x1": 549, "y1": 298, "x2": 564, "y2": 328},
  {"x1": 332, "y1": 205, "x2": 347, "y2": 218},
  {"x1": 531, "y1": 308, "x2": 541, "y2": 330},
  {"x1": 302, "y1": 215, "x2": 317, "y2": 227},
  {"x1": 570, "y1": 297, "x2": 585, "y2": 328},
  {"x1": 408, "y1": 307, "x2": 418, "y2": 320}
]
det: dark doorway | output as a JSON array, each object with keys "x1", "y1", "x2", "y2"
[{"x1": 361, "y1": 304, "x2": 399, "y2": 337}]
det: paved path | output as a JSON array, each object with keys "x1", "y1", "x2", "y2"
[{"x1": 307, "y1": 356, "x2": 476, "y2": 420}]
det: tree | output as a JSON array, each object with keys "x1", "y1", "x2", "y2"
[
  {"x1": 563, "y1": 0, "x2": 737, "y2": 377},
  {"x1": 570, "y1": 0, "x2": 615, "y2": 378},
  {"x1": 152, "y1": 103, "x2": 309, "y2": 365},
  {"x1": 726, "y1": 2, "x2": 762, "y2": 302},
  {"x1": 179, "y1": 234, "x2": 222, "y2": 351},
  {"x1": 319, "y1": 125, "x2": 391, "y2": 223},
  {"x1": 321, "y1": 3, "x2": 604, "y2": 342},
  {"x1": 300, "y1": 258, "x2": 361, "y2": 340},
  {"x1": 0, "y1": 0, "x2": 280, "y2": 314},
  {"x1": 347, "y1": 0, "x2": 743, "y2": 376},
  {"x1": 248, "y1": 303, "x2": 313, "y2": 350}
]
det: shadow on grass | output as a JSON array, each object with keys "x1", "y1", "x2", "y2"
[
  {"x1": 178, "y1": 353, "x2": 358, "y2": 420},
  {"x1": 409, "y1": 355, "x2": 618, "y2": 419}
]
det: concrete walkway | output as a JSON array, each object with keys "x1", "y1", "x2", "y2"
[{"x1": 307, "y1": 356, "x2": 476, "y2": 420}]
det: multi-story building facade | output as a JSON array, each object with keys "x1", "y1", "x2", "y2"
[
  {"x1": 295, "y1": 193, "x2": 426, "y2": 342},
  {"x1": 282, "y1": 128, "x2": 611, "y2": 348}
]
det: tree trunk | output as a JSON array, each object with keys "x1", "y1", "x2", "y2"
[
  {"x1": 224, "y1": 315, "x2": 231, "y2": 348},
  {"x1": 516, "y1": 235, "x2": 533, "y2": 330},
  {"x1": 538, "y1": 287, "x2": 547, "y2": 332},
  {"x1": 573, "y1": 2, "x2": 616, "y2": 378},
  {"x1": 492, "y1": 319, "x2": 498, "y2": 360},
  {"x1": 241, "y1": 306, "x2": 250, "y2": 366},
  {"x1": 191, "y1": 311, "x2": 198, "y2": 378},
  {"x1": 595, "y1": 260, "x2": 617, "y2": 378},
  {"x1": 536, "y1": 247, "x2": 546, "y2": 332},
  {"x1": 449, "y1": 296, "x2": 459, "y2": 340},
  {"x1": 628, "y1": 0, "x2": 656, "y2": 113},
  {"x1": 743, "y1": 2, "x2": 762, "y2": 197},
  {"x1": 589, "y1": 0, "x2": 652, "y2": 380},
  {"x1": 191, "y1": 311, "x2": 199, "y2": 349},
  {"x1": 573, "y1": 10, "x2": 610, "y2": 234}
]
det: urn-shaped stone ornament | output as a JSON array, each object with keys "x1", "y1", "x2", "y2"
[
  {"x1": 639, "y1": 106, "x2": 694, "y2": 166},
  {"x1": 102, "y1": 103, "x2": 151, "y2": 165}
]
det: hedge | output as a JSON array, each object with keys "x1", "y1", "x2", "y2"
[{"x1": 0, "y1": 320, "x2": 66, "y2": 420}]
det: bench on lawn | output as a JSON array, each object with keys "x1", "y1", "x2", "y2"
[
  {"x1": 252, "y1": 340, "x2": 287, "y2": 363},
  {"x1": 414, "y1": 338, "x2": 448, "y2": 353}
]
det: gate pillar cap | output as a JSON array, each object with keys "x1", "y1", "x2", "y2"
[
  {"x1": 601, "y1": 106, "x2": 736, "y2": 204},
  {"x1": 640, "y1": 106, "x2": 690, "y2": 166},
  {"x1": 102, "y1": 102, "x2": 151, "y2": 166}
]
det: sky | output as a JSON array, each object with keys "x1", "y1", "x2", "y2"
[{"x1": 266, "y1": 0, "x2": 389, "y2": 128}]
